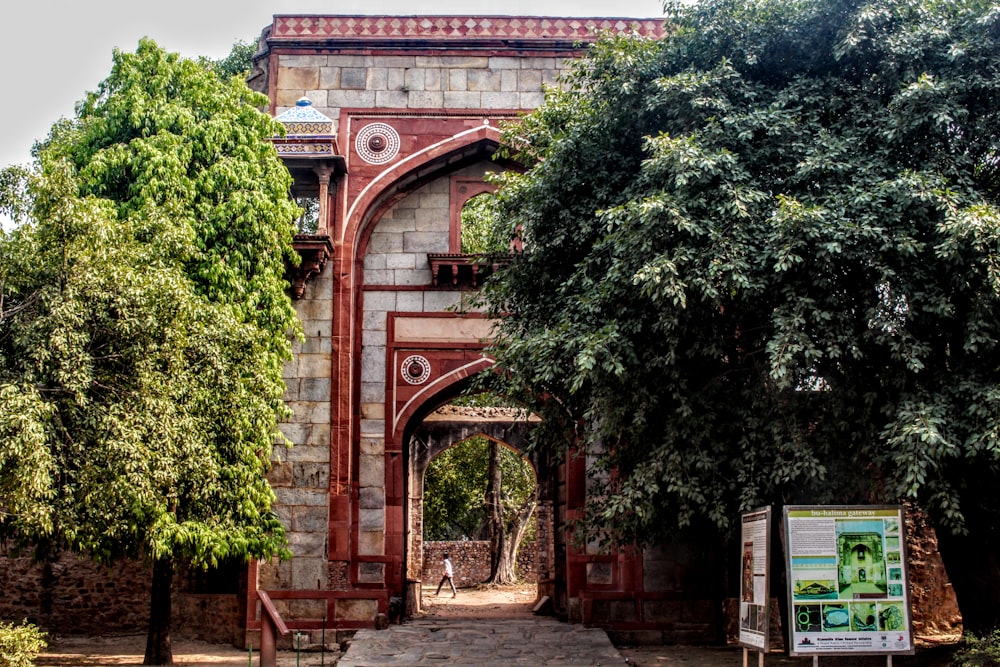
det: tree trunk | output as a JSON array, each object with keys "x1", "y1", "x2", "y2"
[
  {"x1": 485, "y1": 440, "x2": 505, "y2": 582},
  {"x1": 485, "y1": 498, "x2": 536, "y2": 585},
  {"x1": 495, "y1": 497, "x2": 537, "y2": 585},
  {"x1": 144, "y1": 556, "x2": 174, "y2": 666},
  {"x1": 929, "y1": 466, "x2": 1000, "y2": 636},
  {"x1": 483, "y1": 441, "x2": 538, "y2": 586}
]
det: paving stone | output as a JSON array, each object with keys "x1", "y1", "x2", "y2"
[{"x1": 336, "y1": 618, "x2": 625, "y2": 667}]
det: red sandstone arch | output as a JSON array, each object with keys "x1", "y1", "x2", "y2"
[
  {"x1": 392, "y1": 355, "x2": 495, "y2": 448},
  {"x1": 344, "y1": 123, "x2": 504, "y2": 253}
]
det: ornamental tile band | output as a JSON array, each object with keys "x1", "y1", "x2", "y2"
[
  {"x1": 282, "y1": 122, "x2": 334, "y2": 135},
  {"x1": 274, "y1": 143, "x2": 334, "y2": 155},
  {"x1": 270, "y1": 15, "x2": 667, "y2": 41}
]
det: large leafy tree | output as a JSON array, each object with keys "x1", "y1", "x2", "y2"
[
  {"x1": 0, "y1": 39, "x2": 300, "y2": 664},
  {"x1": 481, "y1": 0, "x2": 1000, "y2": 633}
]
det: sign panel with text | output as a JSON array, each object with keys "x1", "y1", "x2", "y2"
[
  {"x1": 784, "y1": 506, "x2": 913, "y2": 657},
  {"x1": 738, "y1": 506, "x2": 771, "y2": 651}
]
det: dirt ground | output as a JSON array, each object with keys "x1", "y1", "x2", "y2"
[
  {"x1": 35, "y1": 585, "x2": 538, "y2": 666},
  {"x1": 36, "y1": 585, "x2": 961, "y2": 666}
]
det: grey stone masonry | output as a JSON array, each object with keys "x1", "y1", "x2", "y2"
[
  {"x1": 275, "y1": 53, "x2": 574, "y2": 134},
  {"x1": 265, "y1": 265, "x2": 331, "y2": 592}
]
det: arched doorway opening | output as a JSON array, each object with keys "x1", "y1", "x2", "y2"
[
  {"x1": 418, "y1": 427, "x2": 539, "y2": 616},
  {"x1": 400, "y1": 384, "x2": 556, "y2": 619}
]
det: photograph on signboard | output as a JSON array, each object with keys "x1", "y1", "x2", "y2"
[
  {"x1": 836, "y1": 519, "x2": 887, "y2": 597},
  {"x1": 742, "y1": 542, "x2": 754, "y2": 602},
  {"x1": 784, "y1": 506, "x2": 914, "y2": 657}
]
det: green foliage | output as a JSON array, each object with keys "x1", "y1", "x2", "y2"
[
  {"x1": 0, "y1": 39, "x2": 298, "y2": 568},
  {"x1": 954, "y1": 630, "x2": 1000, "y2": 667},
  {"x1": 460, "y1": 194, "x2": 507, "y2": 254},
  {"x1": 482, "y1": 0, "x2": 1000, "y2": 550},
  {"x1": 0, "y1": 166, "x2": 31, "y2": 224},
  {"x1": 0, "y1": 620, "x2": 46, "y2": 667},
  {"x1": 207, "y1": 39, "x2": 257, "y2": 82},
  {"x1": 423, "y1": 436, "x2": 535, "y2": 541},
  {"x1": 294, "y1": 196, "x2": 320, "y2": 234}
]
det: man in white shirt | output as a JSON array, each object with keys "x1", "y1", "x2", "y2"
[{"x1": 435, "y1": 553, "x2": 457, "y2": 597}]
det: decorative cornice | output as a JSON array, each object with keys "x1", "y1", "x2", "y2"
[
  {"x1": 270, "y1": 15, "x2": 667, "y2": 42},
  {"x1": 427, "y1": 252, "x2": 511, "y2": 289}
]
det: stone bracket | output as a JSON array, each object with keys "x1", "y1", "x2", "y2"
[
  {"x1": 289, "y1": 234, "x2": 334, "y2": 299},
  {"x1": 427, "y1": 252, "x2": 509, "y2": 288}
]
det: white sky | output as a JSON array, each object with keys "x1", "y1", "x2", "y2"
[{"x1": 0, "y1": 0, "x2": 667, "y2": 171}]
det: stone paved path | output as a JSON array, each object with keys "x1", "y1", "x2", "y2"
[{"x1": 337, "y1": 617, "x2": 625, "y2": 666}]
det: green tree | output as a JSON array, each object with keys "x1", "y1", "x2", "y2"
[
  {"x1": 424, "y1": 438, "x2": 491, "y2": 540},
  {"x1": 481, "y1": 0, "x2": 1000, "y2": 633},
  {"x1": 423, "y1": 435, "x2": 536, "y2": 584},
  {"x1": 208, "y1": 38, "x2": 257, "y2": 81},
  {"x1": 0, "y1": 39, "x2": 300, "y2": 665},
  {"x1": 460, "y1": 194, "x2": 507, "y2": 255}
]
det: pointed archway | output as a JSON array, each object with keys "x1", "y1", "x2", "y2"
[{"x1": 403, "y1": 395, "x2": 555, "y2": 617}]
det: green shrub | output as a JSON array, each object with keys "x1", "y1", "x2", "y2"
[
  {"x1": 0, "y1": 621, "x2": 47, "y2": 667},
  {"x1": 954, "y1": 630, "x2": 1000, "y2": 667}
]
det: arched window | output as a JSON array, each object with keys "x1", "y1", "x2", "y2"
[{"x1": 460, "y1": 193, "x2": 503, "y2": 254}]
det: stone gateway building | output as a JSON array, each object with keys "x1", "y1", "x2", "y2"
[
  {"x1": 243, "y1": 13, "x2": 726, "y2": 648},
  {"x1": 0, "y1": 13, "x2": 960, "y2": 649}
]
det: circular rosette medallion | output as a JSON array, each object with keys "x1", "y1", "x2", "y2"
[
  {"x1": 355, "y1": 122, "x2": 401, "y2": 165},
  {"x1": 400, "y1": 355, "x2": 432, "y2": 385}
]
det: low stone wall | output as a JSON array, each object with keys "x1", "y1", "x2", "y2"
[
  {"x1": 0, "y1": 548, "x2": 239, "y2": 644},
  {"x1": 0, "y1": 550, "x2": 150, "y2": 633},
  {"x1": 173, "y1": 594, "x2": 242, "y2": 646},
  {"x1": 422, "y1": 541, "x2": 537, "y2": 588}
]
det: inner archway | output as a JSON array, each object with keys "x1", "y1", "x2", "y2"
[
  {"x1": 404, "y1": 397, "x2": 555, "y2": 618},
  {"x1": 419, "y1": 430, "x2": 538, "y2": 617}
]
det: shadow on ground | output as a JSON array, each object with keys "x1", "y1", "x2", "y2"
[{"x1": 37, "y1": 584, "x2": 961, "y2": 666}]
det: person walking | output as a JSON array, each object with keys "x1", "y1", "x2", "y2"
[{"x1": 435, "y1": 553, "x2": 457, "y2": 597}]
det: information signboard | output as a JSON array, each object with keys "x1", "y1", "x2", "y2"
[
  {"x1": 783, "y1": 506, "x2": 913, "y2": 657},
  {"x1": 738, "y1": 506, "x2": 771, "y2": 651}
]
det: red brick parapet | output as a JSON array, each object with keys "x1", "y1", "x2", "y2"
[{"x1": 270, "y1": 15, "x2": 667, "y2": 42}]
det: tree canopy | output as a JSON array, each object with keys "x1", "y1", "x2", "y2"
[
  {"x1": 423, "y1": 436, "x2": 535, "y2": 542},
  {"x1": 0, "y1": 39, "x2": 300, "y2": 663},
  {"x1": 208, "y1": 38, "x2": 257, "y2": 81},
  {"x1": 481, "y1": 0, "x2": 1000, "y2": 631}
]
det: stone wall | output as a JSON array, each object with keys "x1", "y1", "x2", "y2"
[
  {"x1": 262, "y1": 265, "x2": 333, "y2": 594},
  {"x1": 0, "y1": 549, "x2": 239, "y2": 644},
  {"x1": 174, "y1": 595, "x2": 242, "y2": 646},
  {"x1": 273, "y1": 54, "x2": 571, "y2": 127},
  {"x1": 421, "y1": 541, "x2": 537, "y2": 588},
  {"x1": 0, "y1": 550, "x2": 149, "y2": 633}
]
